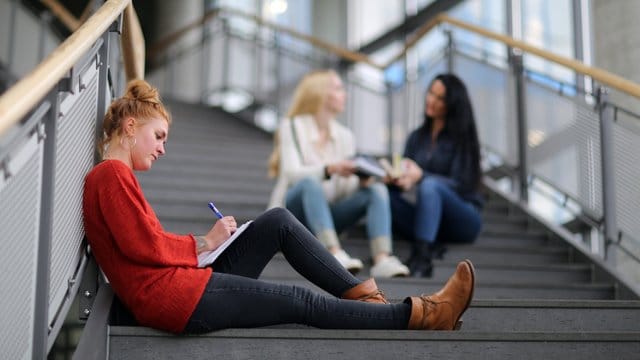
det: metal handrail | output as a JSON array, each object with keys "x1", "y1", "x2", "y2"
[{"x1": 146, "y1": 7, "x2": 640, "y2": 101}]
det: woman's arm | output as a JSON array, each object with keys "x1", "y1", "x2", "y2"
[{"x1": 97, "y1": 165, "x2": 199, "y2": 266}]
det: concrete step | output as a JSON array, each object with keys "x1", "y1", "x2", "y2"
[
  {"x1": 462, "y1": 299, "x2": 640, "y2": 332},
  {"x1": 342, "y1": 242, "x2": 573, "y2": 266},
  {"x1": 107, "y1": 326, "x2": 640, "y2": 360},
  {"x1": 261, "y1": 256, "x2": 593, "y2": 284},
  {"x1": 258, "y1": 277, "x2": 614, "y2": 300}
]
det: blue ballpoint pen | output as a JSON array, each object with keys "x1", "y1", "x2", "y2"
[{"x1": 208, "y1": 202, "x2": 224, "y2": 219}]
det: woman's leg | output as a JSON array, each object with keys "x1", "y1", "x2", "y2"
[
  {"x1": 185, "y1": 208, "x2": 411, "y2": 333},
  {"x1": 331, "y1": 182, "x2": 393, "y2": 256},
  {"x1": 285, "y1": 177, "x2": 340, "y2": 249},
  {"x1": 184, "y1": 272, "x2": 411, "y2": 333},
  {"x1": 415, "y1": 177, "x2": 482, "y2": 244},
  {"x1": 213, "y1": 208, "x2": 358, "y2": 295}
]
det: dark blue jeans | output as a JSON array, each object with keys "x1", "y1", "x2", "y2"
[
  {"x1": 389, "y1": 176, "x2": 482, "y2": 245},
  {"x1": 184, "y1": 208, "x2": 410, "y2": 333}
]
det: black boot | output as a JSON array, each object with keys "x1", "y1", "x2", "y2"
[{"x1": 408, "y1": 242, "x2": 433, "y2": 278}]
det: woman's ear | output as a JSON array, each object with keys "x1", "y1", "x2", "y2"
[{"x1": 123, "y1": 117, "x2": 137, "y2": 136}]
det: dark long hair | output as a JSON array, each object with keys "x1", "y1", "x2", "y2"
[{"x1": 422, "y1": 73, "x2": 481, "y2": 191}]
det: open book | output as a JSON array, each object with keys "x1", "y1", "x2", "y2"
[
  {"x1": 353, "y1": 155, "x2": 406, "y2": 179},
  {"x1": 197, "y1": 221, "x2": 253, "y2": 267},
  {"x1": 353, "y1": 156, "x2": 387, "y2": 178}
]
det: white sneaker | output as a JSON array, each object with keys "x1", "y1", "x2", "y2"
[
  {"x1": 333, "y1": 249, "x2": 364, "y2": 274},
  {"x1": 370, "y1": 255, "x2": 410, "y2": 278}
]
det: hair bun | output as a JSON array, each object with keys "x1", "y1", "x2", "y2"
[{"x1": 123, "y1": 79, "x2": 160, "y2": 104}]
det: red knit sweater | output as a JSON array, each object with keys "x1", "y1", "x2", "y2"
[{"x1": 82, "y1": 160, "x2": 211, "y2": 333}]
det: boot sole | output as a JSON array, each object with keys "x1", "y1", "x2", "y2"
[{"x1": 454, "y1": 259, "x2": 475, "y2": 330}]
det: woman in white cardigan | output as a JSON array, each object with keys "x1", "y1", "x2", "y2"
[{"x1": 268, "y1": 70, "x2": 409, "y2": 278}]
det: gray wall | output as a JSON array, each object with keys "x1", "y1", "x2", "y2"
[{"x1": 592, "y1": 0, "x2": 640, "y2": 108}]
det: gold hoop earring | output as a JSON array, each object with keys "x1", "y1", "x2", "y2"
[{"x1": 128, "y1": 137, "x2": 137, "y2": 148}]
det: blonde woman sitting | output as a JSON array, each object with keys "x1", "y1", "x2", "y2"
[{"x1": 268, "y1": 70, "x2": 409, "y2": 278}]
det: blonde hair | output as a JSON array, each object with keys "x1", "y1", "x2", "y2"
[
  {"x1": 267, "y1": 70, "x2": 338, "y2": 177},
  {"x1": 98, "y1": 79, "x2": 171, "y2": 157}
]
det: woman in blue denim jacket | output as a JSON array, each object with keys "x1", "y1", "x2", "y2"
[{"x1": 388, "y1": 73, "x2": 483, "y2": 277}]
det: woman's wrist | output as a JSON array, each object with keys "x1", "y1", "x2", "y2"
[
  {"x1": 324, "y1": 165, "x2": 331, "y2": 179},
  {"x1": 195, "y1": 235, "x2": 209, "y2": 253}
]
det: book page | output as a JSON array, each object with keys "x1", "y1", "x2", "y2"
[
  {"x1": 197, "y1": 221, "x2": 253, "y2": 267},
  {"x1": 353, "y1": 156, "x2": 387, "y2": 178}
]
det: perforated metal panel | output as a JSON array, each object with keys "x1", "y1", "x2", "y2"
[
  {"x1": 0, "y1": 132, "x2": 43, "y2": 360},
  {"x1": 455, "y1": 56, "x2": 516, "y2": 166},
  {"x1": 613, "y1": 112, "x2": 640, "y2": 243},
  {"x1": 348, "y1": 84, "x2": 388, "y2": 155},
  {"x1": 525, "y1": 81, "x2": 602, "y2": 216},
  {"x1": 48, "y1": 64, "x2": 99, "y2": 321}
]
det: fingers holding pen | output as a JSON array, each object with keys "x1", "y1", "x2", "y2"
[{"x1": 218, "y1": 216, "x2": 237, "y2": 234}]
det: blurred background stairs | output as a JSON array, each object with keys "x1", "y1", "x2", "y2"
[{"x1": 103, "y1": 99, "x2": 640, "y2": 359}]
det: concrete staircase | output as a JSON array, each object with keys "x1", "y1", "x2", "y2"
[{"x1": 108, "y1": 100, "x2": 640, "y2": 359}]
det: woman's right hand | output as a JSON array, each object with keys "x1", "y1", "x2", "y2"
[
  {"x1": 203, "y1": 216, "x2": 237, "y2": 251},
  {"x1": 326, "y1": 159, "x2": 355, "y2": 177}
]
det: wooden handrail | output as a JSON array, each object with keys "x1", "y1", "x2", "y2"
[
  {"x1": 146, "y1": 7, "x2": 383, "y2": 69},
  {"x1": 0, "y1": 0, "x2": 131, "y2": 137},
  {"x1": 147, "y1": 8, "x2": 221, "y2": 60},
  {"x1": 147, "y1": 6, "x2": 640, "y2": 100},
  {"x1": 434, "y1": 14, "x2": 640, "y2": 99},
  {"x1": 221, "y1": 8, "x2": 383, "y2": 69}
]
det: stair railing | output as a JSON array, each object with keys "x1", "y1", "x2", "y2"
[
  {"x1": 0, "y1": 0, "x2": 142, "y2": 358},
  {"x1": 147, "y1": 6, "x2": 640, "y2": 291}
]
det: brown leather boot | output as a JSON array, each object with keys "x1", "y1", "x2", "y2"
[
  {"x1": 341, "y1": 278, "x2": 389, "y2": 304},
  {"x1": 405, "y1": 259, "x2": 475, "y2": 330}
]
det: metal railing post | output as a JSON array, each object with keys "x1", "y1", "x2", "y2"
[
  {"x1": 597, "y1": 86, "x2": 618, "y2": 262},
  {"x1": 445, "y1": 29, "x2": 454, "y2": 73},
  {"x1": 386, "y1": 82, "x2": 394, "y2": 157},
  {"x1": 512, "y1": 51, "x2": 529, "y2": 202},
  {"x1": 200, "y1": 17, "x2": 211, "y2": 103},
  {"x1": 221, "y1": 18, "x2": 230, "y2": 93},
  {"x1": 32, "y1": 90, "x2": 58, "y2": 359},
  {"x1": 274, "y1": 33, "x2": 282, "y2": 116}
]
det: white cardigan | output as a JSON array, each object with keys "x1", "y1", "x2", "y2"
[{"x1": 268, "y1": 115, "x2": 359, "y2": 209}]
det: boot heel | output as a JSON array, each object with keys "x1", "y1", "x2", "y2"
[{"x1": 454, "y1": 320, "x2": 463, "y2": 330}]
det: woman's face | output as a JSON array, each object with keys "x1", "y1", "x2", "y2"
[
  {"x1": 425, "y1": 79, "x2": 447, "y2": 119},
  {"x1": 131, "y1": 117, "x2": 168, "y2": 171},
  {"x1": 324, "y1": 75, "x2": 346, "y2": 115}
]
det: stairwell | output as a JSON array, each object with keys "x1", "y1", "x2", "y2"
[{"x1": 107, "y1": 99, "x2": 640, "y2": 359}]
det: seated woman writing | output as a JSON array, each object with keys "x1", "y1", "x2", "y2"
[{"x1": 82, "y1": 79, "x2": 475, "y2": 334}]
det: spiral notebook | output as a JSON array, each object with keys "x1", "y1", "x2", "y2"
[{"x1": 197, "y1": 221, "x2": 253, "y2": 267}]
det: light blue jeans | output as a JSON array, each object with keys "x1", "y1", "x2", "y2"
[{"x1": 285, "y1": 177, "x2": 392, "y2": 256}]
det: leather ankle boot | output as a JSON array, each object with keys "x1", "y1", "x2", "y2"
[
  {"x1": 408, "y1": 242, "x2": 433, "y2": 278},
  {"x1": 405, "y1": 260, "x2": 475, "y2": 330},
  {"x1": 341, "y1": 278, "x2": 389, "y2": 304}
]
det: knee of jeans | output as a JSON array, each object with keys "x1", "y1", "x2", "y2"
[
  {"x1": 295, "y1": 177, "x2": 324, "y2": 193},
  {"x1": 418, "y1": 176, "x2": 446, "y2": 195},
  {"x1": 368, "y1": 182, "x2": 390, "y2": 202},
  {"x1": 262, "y1": 207, "x2": 295, "y2": 225}
]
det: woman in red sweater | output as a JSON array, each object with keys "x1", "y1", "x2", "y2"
[{"x1": 82, "y1": 79, "x2": 475, "y2": 334}]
